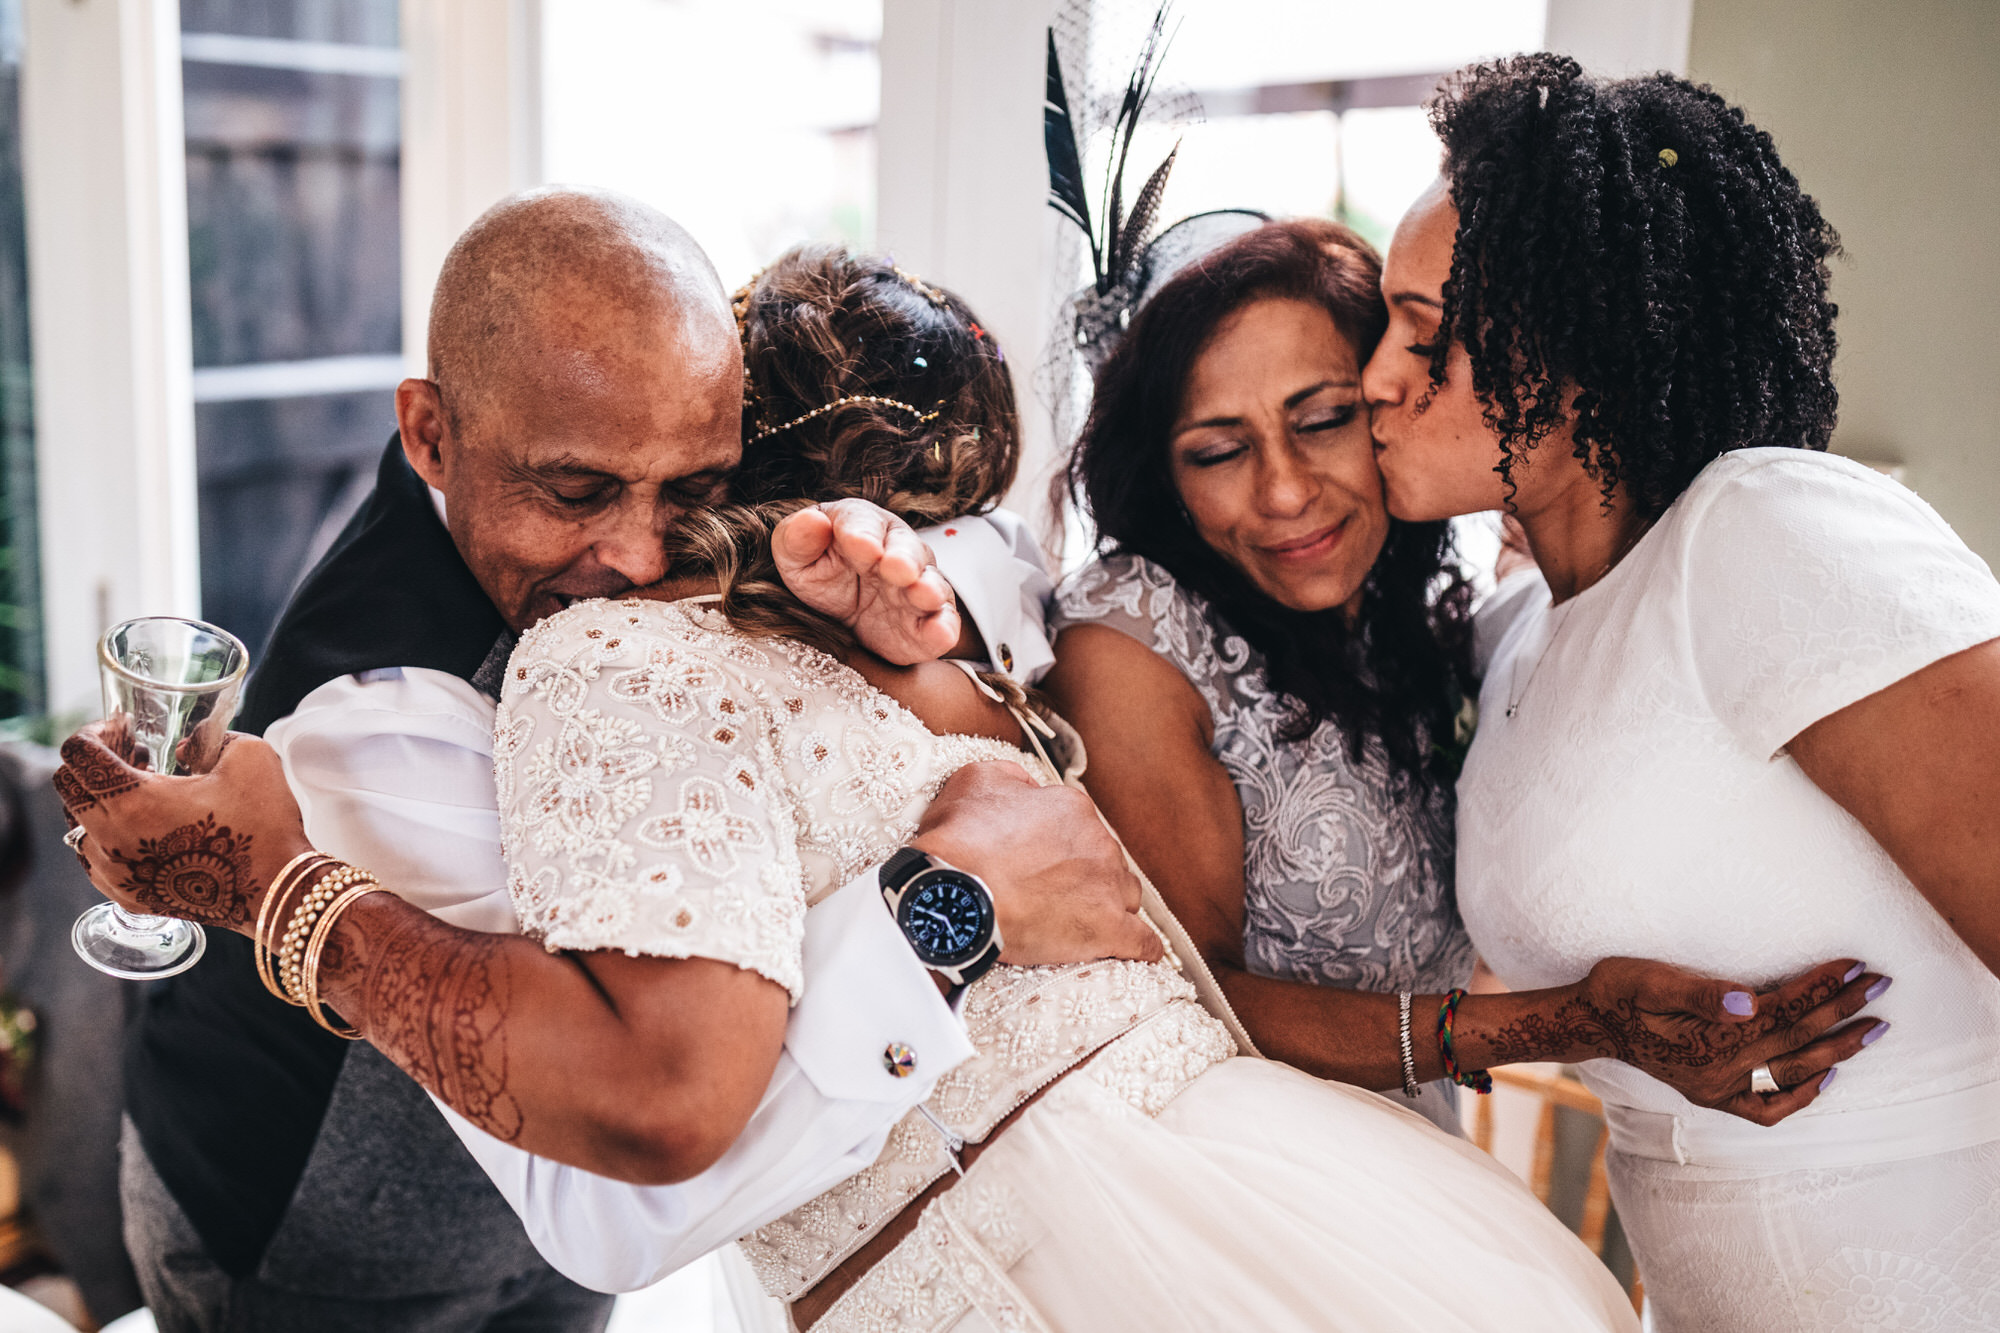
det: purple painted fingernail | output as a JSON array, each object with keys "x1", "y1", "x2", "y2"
[
  {"x1": 1723, "y1": 990, "x2": 1755, "y2": 1016},
  {"x1": 1862, "y1": 1020, "x2": 1890, "y2": 1047},
  {"x1": 1864, "y1": 977, "x2": 1893, "y2": 1003},
  {"x1": 1818, "y1": 1067, "x2": 1838, "y2": 1092},
  {"x1": 1842, "y1": 962, "x2": 1865, "y2": 984}
]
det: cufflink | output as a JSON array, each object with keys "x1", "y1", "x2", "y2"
[
  {"x1": 883, "y1": 1042, "x2": 917, "y2": 1078},
  {"x1": 998, "y1": 643, "x2": 1014, "y2": 674}
]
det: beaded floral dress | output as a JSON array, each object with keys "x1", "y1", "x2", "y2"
[{"x1": 495, "y1": 595, "x2": 1635, "y2": 1333}]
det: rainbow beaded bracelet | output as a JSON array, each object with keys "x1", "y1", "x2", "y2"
[{"x1": 1436, "y1": 988, "x2": 1493, "y2": 1095}]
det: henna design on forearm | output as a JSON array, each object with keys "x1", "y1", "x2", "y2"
[
  {"x1": 339, "y1": 905, "x2": 526, "y2": 1143},
  {"x1": 106, "y1": 815, "x2": 257, "y2": 930},
  {"x1": 1481, "y1": 994, "x2": 1742, "y2": 1068}
]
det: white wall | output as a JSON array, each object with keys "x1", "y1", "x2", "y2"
[
  {"x1": 400, "y1": 0, "x2": 545, "y2": 376},
  {"x1": 878, "y1": 0, "x2": 1063, "y2": 539},
  {"x1": 1688, "y1": 0, "x2": 2000, "y2": 563},
  {"x1": 1544, "y1": 0, "x2": 1691, "y2": 77},
  {"x1": 21, "y1": 0, "x2": 200, "y2": 714}
]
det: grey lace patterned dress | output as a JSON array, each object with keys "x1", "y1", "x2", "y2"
[{"x1": 1055, "y1": 554, "x2": 1474, "y2": 1118}]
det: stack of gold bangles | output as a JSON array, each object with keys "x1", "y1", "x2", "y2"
[{"x1": 255, "y1": 851, "x2": 388, "y2": 1039}]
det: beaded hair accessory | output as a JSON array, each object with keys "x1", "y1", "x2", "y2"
[
  {"x1": 890, "y1": 263, "x2": 950, "y2": 308},
  {"x1": 748, "y1": 395, "x2": 944, "y2": 444},
  {"x1": 733, "y1": 260, "x2": 960, "y2": 444}
]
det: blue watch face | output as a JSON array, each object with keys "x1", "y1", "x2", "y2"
[{"x1": 898, "y1": 872, "x2": 993, "y2": 965}]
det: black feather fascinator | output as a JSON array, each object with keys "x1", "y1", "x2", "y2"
[{"x1": 1045, "y1": 4, "x2": 1268, "y2": 368}]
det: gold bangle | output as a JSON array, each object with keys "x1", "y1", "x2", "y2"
[
  {"x1": 278, "y1": 863, "x2": 371, "y2": 1004},
  {"x1": 300, "y1": 880, "x2": 386, "y2": 1039},
  {"x1": 253, "y1": 852, "x2": 313, "y2": 1000},
  {"x1": 256, "y1": 852, "x2": 332, "y2": 1005}
]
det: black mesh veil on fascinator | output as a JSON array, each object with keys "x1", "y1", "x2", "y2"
[
  {"x1": 1043, "y1": 5, "x2": 1268, "y2": 369},
  {"x1": 1071, "y1": 208, "x2": 1270, "y2": 369}
]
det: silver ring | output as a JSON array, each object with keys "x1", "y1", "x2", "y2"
[
  {"x1": 63, "y1": 825, "x2": 87, "y2": 851},
  {"x1": 1749, "y1": 1062, "x2": 1781, "y2": 1095}
]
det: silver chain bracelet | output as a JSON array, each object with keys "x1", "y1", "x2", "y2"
[{"x1": 1397, "y1": 991, "x2": 1421, "y2": 1099}]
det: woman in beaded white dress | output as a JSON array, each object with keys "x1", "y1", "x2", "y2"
[
  {"x1": 1365, "y1": 59, "x2": 2000, "y2": 1330},
  {"x1": 485, "y1": 246, "x2": 1638, "y2": 1331}
]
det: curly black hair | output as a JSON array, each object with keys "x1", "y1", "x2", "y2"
[
  {"x1": 1426, "y1": 54, "x2": 1841, "y2": 515},
  {"x1": 1071, "y1": 218, "x2": 1472, "y2": 786}
]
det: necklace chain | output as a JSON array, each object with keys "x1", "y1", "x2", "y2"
[{"x1": 1504, "y1": 601, "x2": 1573, "y2": 719}]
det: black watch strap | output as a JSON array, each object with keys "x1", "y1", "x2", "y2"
[{"x1": 879, "y1": 846, "x2": 933, "y2": 893}]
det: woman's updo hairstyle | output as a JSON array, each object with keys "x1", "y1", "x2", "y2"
[
  {"x1": 1427, "y1": 54, "x2": 1840, "y2": 515},
  {"x1": 668, "y1": 244, "x2": 1020, "y2": 653},
  {"x1": 733, "y1": 245, "x2": 1019, "y2": 521},
  {"x1": 1072, "y1": 218, "x2": 1472, "y2": 786}
]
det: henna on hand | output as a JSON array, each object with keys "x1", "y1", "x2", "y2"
[
  {"x1": 53, "y1": 730, "x2": 142, "y2": 817},
  {"x1": 106, "y1": 815, "x2": 258, "y2": 931},
  {"x1": 1471, "y1": 959, "x2": 1855, "y2": 1109}
]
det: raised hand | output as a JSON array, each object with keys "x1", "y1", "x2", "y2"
[
  {"x1": 911, "y1": 760, "x2": 1163, "y2": 966},
  {"x1": 772, "y1": 498, "x2": 960, "y2": 665},
  {"x1": 1473, "y1": 955, "x2": 1888, "y2": 1126},
  {"x1": 53, "y1": 723, "x2": 311, "y2": 933}
]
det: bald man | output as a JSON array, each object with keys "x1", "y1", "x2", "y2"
[{"x1": 116, "y1": 189, "x2": 1121, "y2": 1333}]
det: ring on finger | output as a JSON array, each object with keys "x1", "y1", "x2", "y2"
[
  {"x1": 1749, "y1": 1061, "x2": 1781, "y2": 1095},
  {"x1": 63, "y1": 824, "x2": 87, "y2": 851}
]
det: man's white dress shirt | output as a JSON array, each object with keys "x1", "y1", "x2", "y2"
[{"x1": 263, "y1": 513, "x2": 1054, "y2": 1292}]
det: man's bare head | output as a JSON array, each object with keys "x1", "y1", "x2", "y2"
[{"x1": 397, "y1": 187, "x2": 743, "y2": 630}]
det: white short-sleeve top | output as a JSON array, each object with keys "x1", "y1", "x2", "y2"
[{"x1": 1458, "y1": 449, "x2": 2000, "y2": 1141}]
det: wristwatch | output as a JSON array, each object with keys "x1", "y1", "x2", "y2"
[{"x1": 879, "y1": 847, "x2": 1003, "y2": 990}]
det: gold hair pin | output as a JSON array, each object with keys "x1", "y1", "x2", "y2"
[{"x1": 891, "y1": 264, "x2": 950, "y2": 308}]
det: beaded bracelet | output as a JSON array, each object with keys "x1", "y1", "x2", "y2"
[
  {"x1": 1436, "y1": 988, "x2": 1493, "y2": 1095},
  {"x1": 278, "y1": 863, "x2": 375, "y2": 1004},
  {"x1": 300, "y1": 879, "x2": 386, "y2": 1039},
  {"x1": 255, "y1": 852, "x2": 334, "y2": 1006}
]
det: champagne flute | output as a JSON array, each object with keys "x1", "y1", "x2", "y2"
[{"x1": 71, "y1": 616, "x2": 248, "y2": 979}]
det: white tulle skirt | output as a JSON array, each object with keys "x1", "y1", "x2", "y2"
[{"x1": 806, "y1": 1057, "x2": 1638, "y2": 1332}]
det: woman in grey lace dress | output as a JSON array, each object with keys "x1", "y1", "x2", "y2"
[{"x1": 1045, "y1": 219, "x2": 1873, "y2": 1130}]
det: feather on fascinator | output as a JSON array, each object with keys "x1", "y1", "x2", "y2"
[{"x1": 1045, "y1": 4, "x2": 1269, "y2": 368}]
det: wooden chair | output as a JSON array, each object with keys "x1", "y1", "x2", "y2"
[{"x1": 1469, "y1": 1065, "x2": 1643, "y2": 1314}]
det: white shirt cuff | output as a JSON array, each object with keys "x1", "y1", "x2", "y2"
[
  {"x1": 787, "y1": 867, "x2": 976, "y2": 1101},
  {"x1": 922, "y1": 510, "x2": 1056, "y2": 684}
]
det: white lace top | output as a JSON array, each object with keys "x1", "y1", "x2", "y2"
[
  {"x1": 1053, "y1": 553, "x2": 1472, "y2": 995},
  {"x1": 496, "y1": 596, "x2": 1028, "y2": 999},
  {"x1": 1460, "y1": 449, "x2": 2000, "y2": 1141},
  {"x1": 494, "y1": 596, "x2": 1234, "y2": 1301}
]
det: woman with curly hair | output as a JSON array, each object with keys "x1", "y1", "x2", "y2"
[
  {"x1": 1049, "y1": 216, "x2": 1871, "y2": 1139},
  {"x1": 1366, "y1": 54, "x2": 2000, "y2": 1328}
]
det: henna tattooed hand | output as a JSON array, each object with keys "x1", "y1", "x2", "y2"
[
  {"x1": 54, "y1": 724, "x2": 313, "y2": 933},
  {"x1": 1479, "y1": 956, "x2": 1889, "y2": 1127}
]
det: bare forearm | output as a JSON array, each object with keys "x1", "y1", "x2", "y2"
[{"x1": 1214, "y1": 966, "x2": 1603, "y2": 1088}]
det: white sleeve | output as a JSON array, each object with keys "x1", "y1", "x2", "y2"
[
  {"x1": 270, "y1": 669, "x2": 972, "y2": 1288},
  {"x1": 264, "y1": 669, "x2": 518, "y2": 932},
  {"x1": 922, "y1": 509, "x2": 1056, "y2": 684},
  {"x1": 1682, "y1": 452, "x2": 2000, "y2": 758},
  {"x1": 436, "y1": 867, "x2": 974, "y2": 1292}
]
